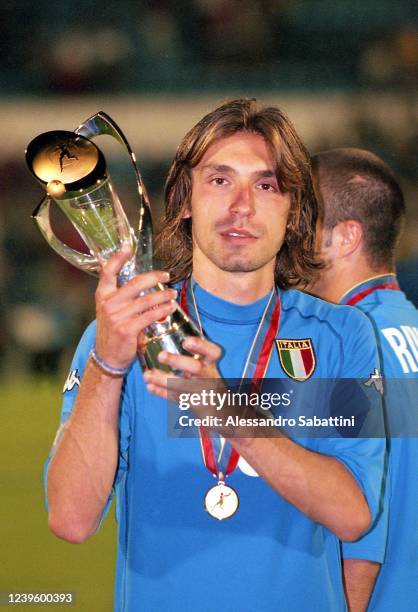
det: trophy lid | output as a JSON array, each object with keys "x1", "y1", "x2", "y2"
[{"x1": 25, "y1": 130, "x2": 107, "y2": 198}]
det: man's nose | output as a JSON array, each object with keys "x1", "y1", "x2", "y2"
[{"x1": 229, "y1": 184, "x2": 255, "y2": 217}]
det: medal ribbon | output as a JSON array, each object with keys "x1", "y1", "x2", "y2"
[
  {"x1": 180, "y1": 278, "x2": 281, "y2": 478},
  {"x1": 340, "y1": 274, "x2": 400, "y2": 306}
]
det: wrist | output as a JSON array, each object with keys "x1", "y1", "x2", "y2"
[{"x1": 89, "y1": 348, "x2": 130, "y2": 378}]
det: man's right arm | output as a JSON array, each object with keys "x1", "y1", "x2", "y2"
[
  {"x1": 47, "y1": 360, "x2": 124, "y2": 543},
  {"x1": 46, "y1": 249, "x2": 177, "y2": 543}
]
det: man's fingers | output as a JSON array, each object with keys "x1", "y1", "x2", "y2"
[
  {"x1": 143, "y1": 369, "x2": 182, "y2": 403},
  {"x1": 144, "y1": 366, "x2": 223, "y2": 405},
  {"x1": 102, "y1": 287, "x2": 177, "y2": 319},
  {"x1": 105, "y1": 271, "x2": 171, "y2": 308},
  {"x1": 143, "y1": 368, "x2": 170, "y2": 398},
  {"x1": 131, "y1": 300, "x2": 178, "y2": 333},
  {"x1": 98, "y1": 246, "x2": 133, "y2": 293},
  {"x1": 158, "y1": 351, "x2": 205, "y2": 376},
  {"x1": 182, "y1": 336, "x2": 223, "y2": 363},
  {"x1": 144, "y1": 338, "x2": 222, "y2": 382},
  {"x1": 96, "y1": 250, "x2": 170, "y2": 305},
  {"x1": 145, "y1": 382, "x2": 168, "y2": 400}
]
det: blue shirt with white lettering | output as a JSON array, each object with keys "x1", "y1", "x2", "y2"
[{"x1": 340, "y1": 275, "x2": 418, "y2": 611}]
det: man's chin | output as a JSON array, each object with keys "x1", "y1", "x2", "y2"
[{"x1": 215, "y1": 257, "x2": 267, "y2": 274}]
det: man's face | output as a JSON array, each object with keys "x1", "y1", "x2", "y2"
[{"x1": 188, "y1": 132, "x2": 291, "y2": 277}]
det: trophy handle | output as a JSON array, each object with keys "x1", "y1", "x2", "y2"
[
  {"x1": 32, "y1": 196, "x2": 100, "y2": 275},
  {"x1": 75, "y1": 111, "x2": 153, "y2": 272}
]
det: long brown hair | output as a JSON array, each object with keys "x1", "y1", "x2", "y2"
[{"x1": 155, "y1": 98, "x2": 321, "y2": 288}]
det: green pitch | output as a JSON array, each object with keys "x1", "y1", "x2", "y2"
[{"x1": 0, "y1": 378, "x2": 116, "y2": 611}]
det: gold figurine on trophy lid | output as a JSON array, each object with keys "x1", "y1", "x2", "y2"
[{"x1": 27, "y1": 130, "x2": 106, "y2": 200}]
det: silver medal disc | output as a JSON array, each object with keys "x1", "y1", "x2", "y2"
[{"x1": 204, "y1": 481, "x2": 239, "y2": 520}]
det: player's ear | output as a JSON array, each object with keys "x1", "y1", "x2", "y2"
[
  {"x1": 181, "y1": 191, "x2": 192, "y2": 219},
  {"x1": 182, "y1": 202, "x2": 191, "y2": 219},
  {"x1": 337, "y1": 220, "x2": 363, "y2": 257}
]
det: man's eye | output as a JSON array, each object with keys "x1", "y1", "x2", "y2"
[
  {"x1": 211, "y1": 177, "x2": 228, "y2": 185},
  {"x1": 258, "y1": 182, "x2": 276, "y2": 191}
]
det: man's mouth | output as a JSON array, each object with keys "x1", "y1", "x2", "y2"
[{"x1": 220, "y1": 227, "x2": 257, "y2": 240}]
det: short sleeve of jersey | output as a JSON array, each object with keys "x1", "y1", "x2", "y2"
[
  {"x1": 44, "y1": 321, "x2": 132, "y2": 522},
  {"x1": 341, "y1": 459, "x2": 390, "y2": 562},
  {"x1": 322, "y1": 436, "x2": 387, "y2": 559},
  {"x1": 334, "y1": 307, "x2": 387, "y2": 561},
  {"x1": 317, "y1": 307, "x2": 387, "y2": 558},
  {"x1": 338, "y1": 307, "x2": 381, "y2": 378}
]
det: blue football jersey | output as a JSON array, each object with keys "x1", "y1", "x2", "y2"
[
  {"x1": 49, "y1": 283, "x2": 386, "y2": 612},
  {"x1": 340, "y1": 275, "x2": 418, "y2": 611}
]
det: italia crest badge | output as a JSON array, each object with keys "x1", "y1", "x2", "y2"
[{"x1": 276, "y1": 338, "x2": 316, "y2": 381}]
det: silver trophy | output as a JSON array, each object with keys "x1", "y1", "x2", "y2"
[{"x1": 25, "y1": 111, "x2": 200, "y2": 372}]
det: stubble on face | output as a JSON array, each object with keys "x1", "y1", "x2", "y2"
[
  {"x1": 188, "y1": 132, "x2": 291, "y2": 279},
  {"x1": 198, "y1": 217, "x2": 272, "y2": 274}
]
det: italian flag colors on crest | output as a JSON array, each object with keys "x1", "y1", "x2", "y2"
[{"x1": 275, "y1": 338, "x2": 316, "y2": 381}]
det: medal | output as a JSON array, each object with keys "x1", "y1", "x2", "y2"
[
  {"x1": 204, "y1": 480, "x2": 239, "y2": 520},
  {"x1": 181, "y1": 278, "x2": 281, "y2": 519}
]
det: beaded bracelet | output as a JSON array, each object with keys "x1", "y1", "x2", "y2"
[{"x1": 89, "y1": 348, "x2": 129, "y2": 378}]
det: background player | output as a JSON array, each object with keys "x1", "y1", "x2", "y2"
[{"x1": 309, "y1": 147, "x2": 418, "y2": 611}]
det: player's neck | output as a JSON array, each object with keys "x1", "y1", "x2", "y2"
[
  {"x1": 312, "y1": 261, "x2": 395, "y2": 304},
  {"x1": 192, "y1": 259, "x2": 275, "y2": 305}
]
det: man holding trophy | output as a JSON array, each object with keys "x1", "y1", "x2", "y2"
[{"x1": 28, "y1": 99, "x2": 386, "y2": 611}]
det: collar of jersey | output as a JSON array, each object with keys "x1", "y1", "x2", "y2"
[
  {"x1": 339, "y1": 273, "x2": 399, "y2": 305},
  {"x1": 188, "y1": 279, "x2": 273, "y2": 325}
]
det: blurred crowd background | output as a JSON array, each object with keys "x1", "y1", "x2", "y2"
[
  {"x1": 0, "y1": 0, "x2": 417, "y2": 379},
  {"x1": 0, "y1": 3, "x2": 416, "y2": 609}
]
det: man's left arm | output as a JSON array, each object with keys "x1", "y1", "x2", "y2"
[
  {"x1": 145, "y1": 335, "x2": 385, "y2": 543},
  {"x1": 224, "y1": 432, "x2": 375, "y2": 542},
  {"x1": 339, "y1": 455, "x2": 390, "y2": 611},
  {"x1": 336, "y1": 310, "x2": 390, "y2": 610}
]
